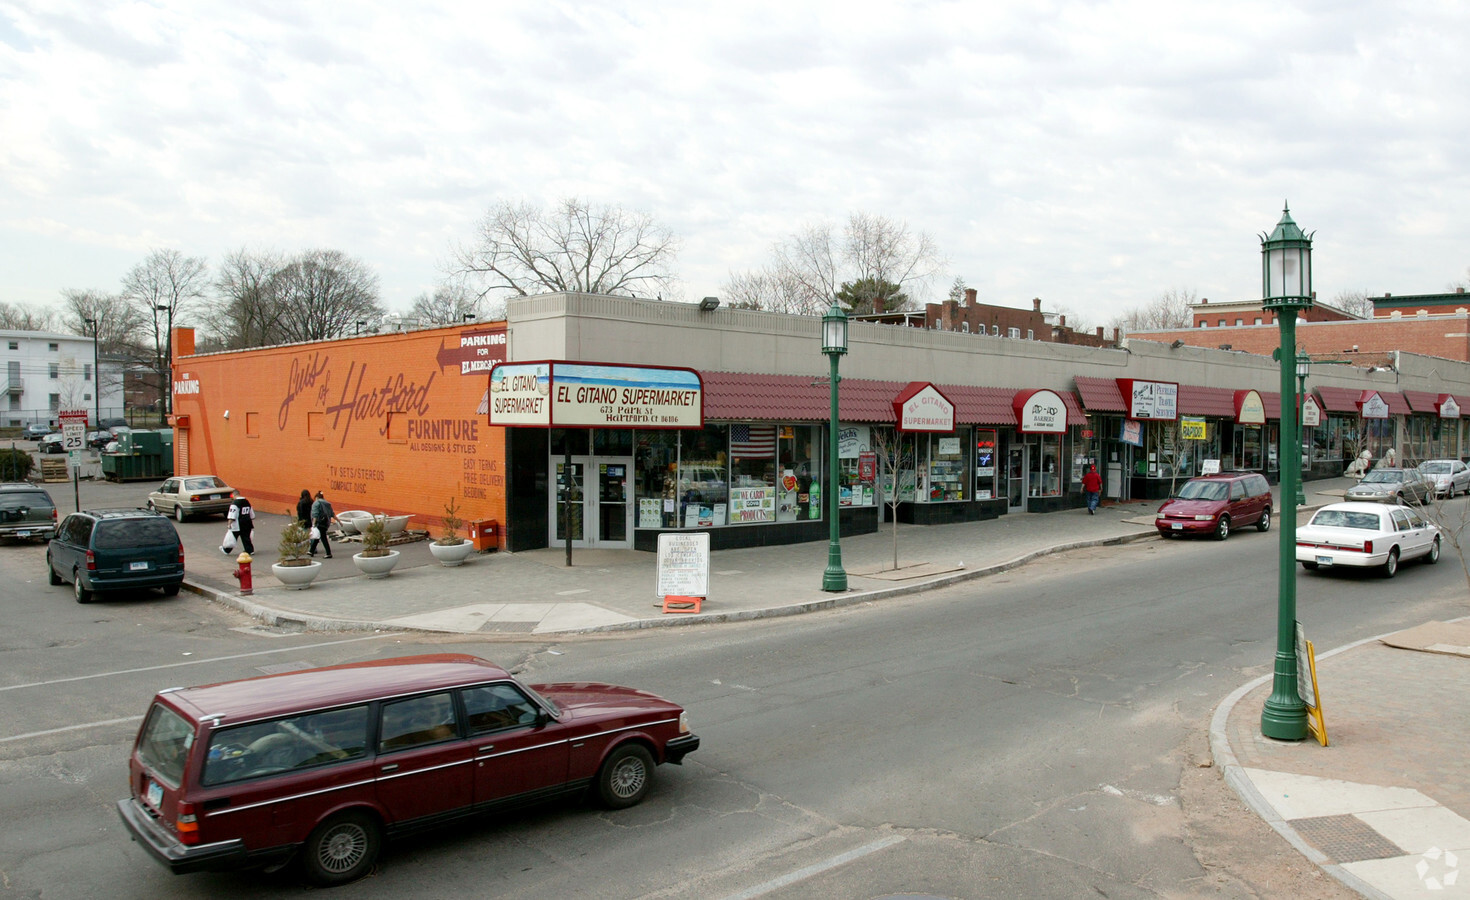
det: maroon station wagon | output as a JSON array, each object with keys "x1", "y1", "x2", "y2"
[
  {"x1": 1155, "y1": 472, "x2": 1273, "y2": 541},
  {"x1": 117, "y1": 654, "x2": 699, "y2": 886}
]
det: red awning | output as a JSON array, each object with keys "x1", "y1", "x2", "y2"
[
  {"x1": 1073, "y1": 376, "x2": 1126, "y2": 412},
  {"x1": 1176, "y1": 385, "x2": 1237, "y2": 417},
  {"x1": 1402, "y1": 390, "x2": 1441, "y2": 414}
]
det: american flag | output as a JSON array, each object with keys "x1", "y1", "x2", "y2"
[{"x1": 730, "y1": 423, "x2": 776, "y2": 457}]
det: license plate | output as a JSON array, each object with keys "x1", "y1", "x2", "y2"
[
  {"x1": 16, "y1": 531, "x2": 29, "y2": 538},
  {"x1": 146, "y1": 780, "x2": 163, "y2": 809},
  {"x1": 1171, "y1": 523, "x2": 1183, "y2": 530},
  {"x1": 130, "y1": 561, "x2": 149, "y2": 571},
  {"x1": 1316, "y1": 555, "x2": 1332, "y2": 566}
]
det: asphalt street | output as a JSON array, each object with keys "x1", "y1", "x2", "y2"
[{"x1": 3, "y1": 497, "x2": 1465, "y2": 898}]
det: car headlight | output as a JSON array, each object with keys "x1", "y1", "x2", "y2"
[
  {"x1": 678, "y1": 711, "x2": 690, "y2": 734},
  {"x1": 1194, "y1": 514, "x2": 1214, "y2": 521}
]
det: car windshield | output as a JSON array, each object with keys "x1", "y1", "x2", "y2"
[
  {"x1": 0, "y1": 492, "x2": 50, "y2": 511},
  {"x1": 1310, "y1": 509, "x2": 1383, "y2": 530},
  {"x1": 94, "y1": 518, "x2": 178, "y2": 549},
  {"x1": 1359, "y1": 471, "x2": 1404, "y2": 484},
  {"x1": 1177, "y1": 481, "x2": 1228, "y2": 501},
  {"x1": 1419, "y1": 462, "x2": 1449, "y2": 474}
]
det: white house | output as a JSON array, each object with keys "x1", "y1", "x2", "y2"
[{"x1": 2, "y1": 330, "x2": 124, "y2": 430}]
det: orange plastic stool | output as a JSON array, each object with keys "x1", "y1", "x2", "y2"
[{"x1": 662, "y1": 595, "x2": 703, "y2": 614}]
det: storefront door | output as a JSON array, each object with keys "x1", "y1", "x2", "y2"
[
  {"x1": 1006, "y1": 446, "x2": 1028, "y2": 512},
  {"x1": 550, "y1": 456, "x2": 633, "y2": 549}
]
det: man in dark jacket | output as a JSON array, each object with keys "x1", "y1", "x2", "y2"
[{"x1": 226, "y1": 496, "x2": 256, "y2": 553}]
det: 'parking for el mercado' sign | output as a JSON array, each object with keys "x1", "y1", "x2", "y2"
[
  {"x1": 892, "y1": 382, "x2": 955, "y2": 432},
  {"x1": 489, "y1": 361, "x2": 703, "y2": 428}
]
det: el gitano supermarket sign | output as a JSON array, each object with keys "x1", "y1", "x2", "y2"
[{"x1": 489, "y1": 361, "x2": 703, "y2": 428}]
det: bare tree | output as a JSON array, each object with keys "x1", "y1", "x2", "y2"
[
  {"x1": 452, "y1": 198, "x2": 679, "y2": 302},
  {"x1": 59, "y1": 289, "x2": 146, "y2": 411},
  {"x1": 725, "y1": 212, "x2": 944, "y2": 317},
  {"x1": 1414, "y1": 491, "x2": 1470, "y2": 597},
  {"x1": 121, "y1": 249, "x2": 209, "y2": 414},
  {"x1": 1330, "y1": 289, "x2": 1375, "y2": 318},
  {"x1": 0, "y1": 301, "x2": 59, "y2": 331},
  {"x1": 722, "y1": 266, "x2": 812, "y2": 312},
  {"x1": 267, "y1": 250, "x2": 384, "y2": 343},
  {"x1": 1112, "y1": 287, "x2": 1197, "y2": 332},
  {"x1": 869, "y1": 427, "x2": 915, "y2": 570},
  {"x1": 409, "y1": 283, "x2": 482, "y2": 325},
  {"x1": 210, "y1": 248, "x2": 286, "y2": 349}
]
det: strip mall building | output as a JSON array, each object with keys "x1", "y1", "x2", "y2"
[{"x1": 168, "y1": 293, "x2": 1470, "y2": 553}]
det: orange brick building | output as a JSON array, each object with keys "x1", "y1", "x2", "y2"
[
  {"x1": 1134, "y1": 311, "x2": 1470, "y2": 367},
  {"x1": 167, "y1": 322, "x2": 508, "y2": 545}
]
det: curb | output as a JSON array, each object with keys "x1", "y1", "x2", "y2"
[
  {"x1": 183, "y1": 527, "x2": 1162, "y2": 636},
  {"x1": 1207, "y1": 627, "x2": 1449, "y2": 900}
]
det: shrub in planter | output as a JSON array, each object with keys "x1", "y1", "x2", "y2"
[
  {"x1": 436, "y1": 498, "x2": 466, "y2": 546},
  {"x1": 277, "y1": 518, "x2": 312, "y2": 566},
  {"x1": 360, "y1": 517, "x2": 390, "y2": 557}
]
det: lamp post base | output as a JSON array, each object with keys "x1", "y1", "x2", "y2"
[
  {"x1": 1260, "y1": 652, "x2": 1308, "y2": 740},
  {"x1": 822, "y1": 562, "x2": 847, "y2": 593}
]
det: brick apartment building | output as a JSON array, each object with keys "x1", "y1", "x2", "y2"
[{"x1": 921, "y1": 289, "x2": 1115, "y2": 347}]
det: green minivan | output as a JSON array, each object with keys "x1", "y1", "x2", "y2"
[
  {"x1": 47, "y1": 508, "x2": 185, "y2": 602},
  {"x1": 0, "y1": 483, "x2": 58, "y2": 541}
]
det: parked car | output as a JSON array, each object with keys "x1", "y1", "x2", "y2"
[
  {"x1": 88, "y1": 430, "x2": 113, "y2": 449},
  {"x1": 1343, "y1": 467, "x2": 1433, "y2": 505},
  {"x1": 1154, "y1": 472, "x2": 1273, "y2": 540},
  {"x1": 146, "y1": 475, "x2": 236, "y2": 521},
  {"x1": 47, "y1": 508, "x2": 185, "y2": 602},
  {"x1": 116, "y1": 653, "x2": 700, "y2": 885},
  {"x1": 24, "y1": 422, "x2": 53, "y2": 439},
  {"x1": 0, "y1": 483, "x2": 57, "y2": 541},
  {"x1": 99, "y1": 417, "x2": 128, "y2": 429},
  {"x1": 38, "y1": 433, "x2": 65, "y2": 454},
  {"x1": 1417, "y1": 459, "x2": 1470, "y2": 499},
  {"x1": 1296, "y1": 501, "x2": 1440, "y2": 578}
]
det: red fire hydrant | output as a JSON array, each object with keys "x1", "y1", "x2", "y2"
[{"x1": 232, "y1": 551, "x2": 253, "y2": 596}]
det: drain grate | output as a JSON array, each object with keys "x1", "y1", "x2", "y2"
[{"x1": 1289, "y1": 814, "x2": 1404, "y2": 863}]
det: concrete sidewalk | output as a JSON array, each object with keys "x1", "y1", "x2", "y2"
[{"x1": 171, "y1": 474, "x2": 1470, "y2": 898}]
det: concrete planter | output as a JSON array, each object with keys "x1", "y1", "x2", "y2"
[
  {"x1": 271, "y1": 560, "x2": 322, "y2": 590},
  {"x1": 429, "y1": 539, "x2": 475, "y2": 567},
  {"x1": 352, "y1": 549, "x2": 400, "y2": 579}
]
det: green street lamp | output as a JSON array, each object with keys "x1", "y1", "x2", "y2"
[
  {"x1": 821, "y1": 301, "x2": 849, "y2": 592},
  {"x1": 1295, "y1": 347, "x2": 1311, "y2": 507},
  {"x1": 1259, "y1": 203, "x2": 1313, "y2": 742}
]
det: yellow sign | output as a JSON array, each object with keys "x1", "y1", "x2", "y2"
[
  {"x1": 1295, "y1": 622, "x2": 1328, "y2": 746},
  {"x1": 1180, "y1": 417, "x2": 1207, "y2": 440}
]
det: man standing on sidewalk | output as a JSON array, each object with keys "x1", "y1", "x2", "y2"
[{"x1": 1082, "y1": 464, "x2": 1102, "y2": 515}]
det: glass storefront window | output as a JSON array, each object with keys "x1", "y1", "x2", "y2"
[
  {"x1": 836, "y1": 425, "x2": 877, "y2": 507},
  {"x1": 777, "y1": 425, "x2": 821, "y2": 522},
  {"x1": 920, "y1": 430, "x2": 968, "y2": 502},
  {"x1": 634, "y1": 431, "x2": 678, "y2": 528},
  {"x1": 1028, "y1": 434, "x2": 1061, "y2": 497},
  {"x1": 974, "y1": 430, "x2": 998, "y2": 500},
  {"x1": 728, "y1": 424, "x2": 777, "y2": 524},
  {"x1": 873, "y1": 427, "x2": 916, "y2": 505},
  {"x1": 678, "y1": 425, "x2": 729, "y2": 527}
]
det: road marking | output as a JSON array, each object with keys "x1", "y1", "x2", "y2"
[
  {"x1": 0, "y1": 634, "x2": 392, "y2": 693},
  {"x1": 718, "y1": 835, "x2": 905, "y2": 900},
  {"x1": 1, "y1": 716, "x2": 144, "y2": 744}
]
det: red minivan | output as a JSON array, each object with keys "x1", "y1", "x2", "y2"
[
  {"x1": 117, "y1": 654, "x2": 698, "y2": 886},
  {"x1": 1155, "y1": 472, "x2": 1273, "y2": 541}
]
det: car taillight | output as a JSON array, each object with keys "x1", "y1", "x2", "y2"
[
  {"x1": 1363, "y1": 540, "x2": 1373, "y2": 554},
  {"x1": 85, "y1": 549, "x2": 96, "y2": 571},
  {"x1": 51, "y1": 508, "x2": 58, "y2": 523},
  {"x1": 189, "y1": 494, "x2": 202, "y2": 502},
  {"x1": 176, "y1": 800, "x2": 200, "y2": 845},
  {"x1": 178, "y1": 543, "x2": 186, "y2": 565}
]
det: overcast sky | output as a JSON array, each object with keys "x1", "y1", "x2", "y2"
[{"x1": 2, "y1": 1, "x2": 1467, "y2": 330}]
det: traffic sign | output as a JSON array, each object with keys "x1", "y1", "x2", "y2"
[{"x1": 62, "y1": 422, "x2": 86, "y2": 453}]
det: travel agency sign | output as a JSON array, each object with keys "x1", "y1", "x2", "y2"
[{"x1": 489, "y1": 361, "x2": 703, "y2": 428}]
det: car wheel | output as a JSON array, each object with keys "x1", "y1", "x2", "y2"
[
  {"x1": 1256, "y1": 508, "x2": 1272, "y2": 532},
  {"x1": 1214, "y1": 515, "x2": 1230, "y2": 541},
  {"x1": 74, "y1": 572, "x2": 92, "y2": 603},
  {"x1": 1381, "y1": 548, "x2": 1399, "y2": 579},
  {"x1": 47, "y1": 555, "x2": 62, "y2": 585},
  {"x1": 174, "y1": 505, "x2": 185, "y2": 522},
  {"x1": 597, "y1": 743, "x2": 654, "y2": 809},
  {"x1": 1301, "y1": 561, "x2": 1318, "y2": 571},
  {"x1": 301, "y1": 811, "x2": 380, "y2": 887},
  {"x1": 1426, "y1": 536, "x2": 1441, "y2": 565}
]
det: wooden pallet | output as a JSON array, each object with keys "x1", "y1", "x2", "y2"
[{"x1": 40, "y1": 458, "x2": 69, "y2": 483}]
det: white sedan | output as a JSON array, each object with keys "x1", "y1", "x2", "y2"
[{"x1": 1296, "y1": 501, "x2": 1441, "y2": 578}]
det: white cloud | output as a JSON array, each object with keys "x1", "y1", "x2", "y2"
[{"x1": 1, "y1": 0, "x2": 1466, "y2": 325}]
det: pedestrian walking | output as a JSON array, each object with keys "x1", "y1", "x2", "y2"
[
  {"x1": 309, "y1": 491, "x2": 337, "y2": 559},
  {"x1": 295, "y1": 489, "x2": 312, "y2": 530},
  {"x1": 226, "y1": 495, "x2": 256, "y2": 553},
  {"x1": 1082, "y1": 464, "x2": 1102, "y2": 515}
]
